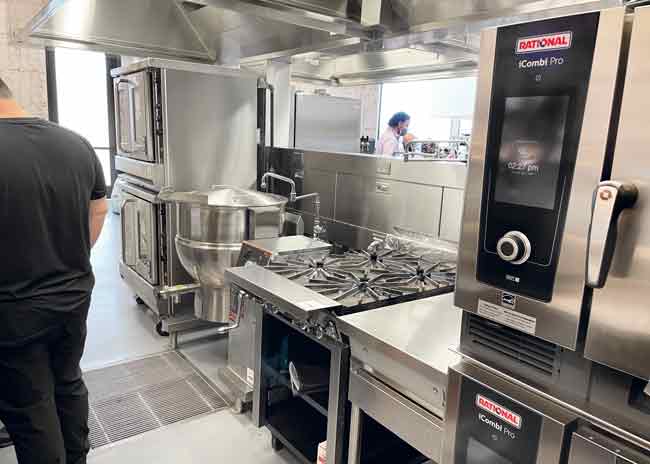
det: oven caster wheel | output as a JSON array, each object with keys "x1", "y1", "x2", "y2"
[
  {"x1": 232, "y1": 399, "x2": 244, "y2": 414},
  {"x1": 271, "y1": 436, "x2": 284, "y2": 452},
  {"x1": 155, "y1": 320, "x2": 169, "y2": 337},
  {"x1": 135, "y1": 296, "x2": 145, "y2": 305}
]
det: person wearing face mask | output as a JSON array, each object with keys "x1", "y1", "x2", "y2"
[{"x1": 376, "y1": 112, "x2": 410, "y2": 156}]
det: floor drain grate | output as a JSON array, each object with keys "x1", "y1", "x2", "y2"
[{"x1": 84, "y1": 352, "x2": 228, "y2": 448}]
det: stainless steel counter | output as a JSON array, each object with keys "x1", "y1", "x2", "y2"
[
  {"x1": 226, "y1": 264, "x2": 340, "y2": 321},
  {"x1": 339, "y1": 293, "x2": 461, "y2": 413},
  {"x1": 338, "y1": 294, "x2": 461, "y2": 463}
]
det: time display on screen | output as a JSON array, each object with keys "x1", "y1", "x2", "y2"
[{"x1": 494, "y1": 96, "x2": 569, "y2": 210}]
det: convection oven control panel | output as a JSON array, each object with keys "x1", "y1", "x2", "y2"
[{"x1": 476, "y1": 13, "x2": 599, "y2": 302}]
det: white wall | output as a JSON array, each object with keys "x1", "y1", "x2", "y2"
[{"x1": 0, "y1": 0, "x2": 49, "y2": 119}]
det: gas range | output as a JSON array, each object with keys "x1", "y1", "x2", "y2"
[
  {"x1": 263, "y1": 238, "x2": 456, "y2": 311},
  {"x1": 224, "y1": 236, "x2": 457, "y2": 464}
]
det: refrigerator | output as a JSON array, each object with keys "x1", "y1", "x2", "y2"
[{"x1": 292, "y1": 93, "x2": 361, "y2": 153}]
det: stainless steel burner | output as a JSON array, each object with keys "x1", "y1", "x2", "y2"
[
  {"x1": 376, "y1": 260, "x2": 456, "y2": 290},
  {"x1": 265, "y1": 254, "x2": 359, "y2": 281},
  {"x1": 264, "y1": 238, "x2": 457, "y2": 307},
  {"x1": 304, "y1": 270, "x2": 419, "y2": 304}
]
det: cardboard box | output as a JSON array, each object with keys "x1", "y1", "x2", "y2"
[{"x1": 317, "y1": 441, "x2": 327, "y2": 464}]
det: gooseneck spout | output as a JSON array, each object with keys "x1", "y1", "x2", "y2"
[
  {"x1": 260, "y1": 172, "x2": 296, "y2": 202},
  {"x1": 260, "y1": 171, "x2": 324, "y2": 240}
]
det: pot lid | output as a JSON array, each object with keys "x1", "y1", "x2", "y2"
[{"x1": 158, "y1": 185, "x2": 288, "y2": 208}]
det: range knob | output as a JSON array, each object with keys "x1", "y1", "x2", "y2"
[{"x1": 497, "y1": 231, "x2": 531, "y2": 265}]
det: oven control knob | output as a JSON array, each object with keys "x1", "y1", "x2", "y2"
[{"x1": 497, "y1": 231, "x2": 531, "y2": 265}]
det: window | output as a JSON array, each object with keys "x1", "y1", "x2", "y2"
[
  {"x1": 50, "y1": 48, "x2": 113, "y2": 188},
  {"x1": 378, "y1": 77, "x2": 477, "y2": 140}
]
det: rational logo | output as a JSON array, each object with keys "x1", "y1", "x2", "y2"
[
  {"x1": 516, "y1": 31, "x2": 572, "y2": 54},
  {"x1": 476, "y1": 394, "x2": 522, "y2": 429}
]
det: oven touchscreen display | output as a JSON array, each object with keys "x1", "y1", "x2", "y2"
[
  {"x1": 467, "y1": 438, "x2": 514, "y2": 464},
  {"x1": 494, "y1": 96, "x2": 569, "y2": 210}
]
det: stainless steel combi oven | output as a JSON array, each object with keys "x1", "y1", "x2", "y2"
[
  {"x1": 454, "y1": 7, "x2": 627, "y2": 351},
  {"x1": 448, "y1": 6, "x2": 650, "y2": 464}
]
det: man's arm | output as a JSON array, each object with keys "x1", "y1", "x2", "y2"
[{"x1": 89, "y1": 198, "x2": 109, "y2": 248}]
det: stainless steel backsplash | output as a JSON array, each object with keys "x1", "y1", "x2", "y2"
[{"x1": 266, "y1": 147, "x2": 468, "y2": 249}]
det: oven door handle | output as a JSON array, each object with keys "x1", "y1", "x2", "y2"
[
  {"x1": 586, "y1": 181, "x2": 638, "y2": 288},
  {"x1": 120, "y1": 198, "x2": 136, "y2": 264}
]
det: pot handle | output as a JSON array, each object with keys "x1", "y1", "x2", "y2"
[{"x1": 214, "y1": 290, "x2": 245, "y2": 334}]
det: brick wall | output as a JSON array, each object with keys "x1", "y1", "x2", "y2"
[{"x1": 0, "y1": 0, "x2": 49, "y2": 118}]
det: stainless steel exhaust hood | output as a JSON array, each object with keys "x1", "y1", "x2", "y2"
[
  {"x1": 25, "y1": 0, "x2": 215, "y2": 61},
  {"x1": 23, "y1": 0, "x2": 368, "y2": 63},
  {"x1": 290, "y1": 44, "x2": 478, "y2": 86},
  {"x1": 364, "y1": 0, "x2": 622, "y2": 32},
  {"x1": 24, "y1": 0, "x2": 621, "y2": 70}
]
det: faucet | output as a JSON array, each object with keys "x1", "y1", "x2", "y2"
[
  {"x1": 260, "y1": 171, "x2": 324, "y2": 240},
  {"x1": 260, "y1": 172, "x2": 296, "y2": 202},
  {"x1": 295, "y1": 192, "x2": 324, "y2": 240}
]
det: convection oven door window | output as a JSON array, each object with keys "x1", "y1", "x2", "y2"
[
  {"x1": 134, "y1": 198, "x2": 159, "y2": 285},
  {"x1": 113, "y1": 70, "x2": 155, "y2": 162},
  {"x1": 120, "y1": 190, "x2": 159, "y2": 285},
  {"x1": 115, "y1": 80, "x2": 133, "y2": 154}
]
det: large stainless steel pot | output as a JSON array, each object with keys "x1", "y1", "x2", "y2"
[{"x1": 159, "y1": 186, "x2": 287, "y2": 322}]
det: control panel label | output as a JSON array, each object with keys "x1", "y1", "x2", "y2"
[
  {"x1": 516, "y1": 31, "x2": 572, "y2": 54},
  {"x1": 477, "y1": 299, "x2": 537, "y2": 335},
  {"x1": 476, "y1": 394, "x2": 522, "y2": 429}
]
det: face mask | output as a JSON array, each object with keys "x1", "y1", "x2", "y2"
[{"x1": 399, "y1": 128, "x2": 407, "y2": 137}]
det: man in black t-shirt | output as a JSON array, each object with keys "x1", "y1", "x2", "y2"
[{"x1": 0, "y1": 76, "x2": 108, "y2": 464}]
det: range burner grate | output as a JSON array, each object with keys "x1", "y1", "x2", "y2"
[
  {"x1": 377, "y1": 260, "x2": 456, "y2": 290},
  {"x1": 265, "y1": 254, "x2": 361, "y2": 280},
  {"x1": 265, "y1": 237, "x2": 457, "y2": 307},
  {"x1": 304, "y1": 269, "x2": 420, "y2": 304}
]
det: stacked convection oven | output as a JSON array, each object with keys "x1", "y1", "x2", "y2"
[
  {"x1": 450, "y1": 5, "x2": 650, "y2": 463},
  {"x1": 112, "y1": 58, "x2": 259, "y2": 340}
]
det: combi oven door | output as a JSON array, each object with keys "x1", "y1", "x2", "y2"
[
  {"x1": 443, "y1": 362, "x2": 577, "y2": 464},
  {"x1": 583, "y1": 5, "x2": 650, "y2": 381},
  {"x1": 120, "y1": 184, "x2": 160, "y2": 286},
  {"x1": 114, "y1": 70, "x2": 156, "y2": 162}
]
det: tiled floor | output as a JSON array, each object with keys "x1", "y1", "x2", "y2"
[{"x1": 0, "y1": 213, "x2": 298, "y2": 464}]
